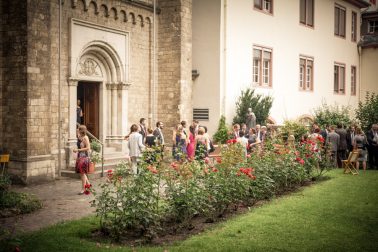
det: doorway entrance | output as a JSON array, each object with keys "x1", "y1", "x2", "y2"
[{"x1": 77, "y1": 82, "x2": 100, "y2": 139}]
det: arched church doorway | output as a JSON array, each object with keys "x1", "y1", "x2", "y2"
[{"x1": 77, "y1": 81, "x2": 100, "y2": 138}]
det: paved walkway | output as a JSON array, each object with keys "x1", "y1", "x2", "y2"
[{"x1": 1, "y1": 176, "x2": 106, "y2": 234}]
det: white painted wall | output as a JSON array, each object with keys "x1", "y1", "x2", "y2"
[
  {"x1": 192, "y1": 0, "x2": 222, "y2": 134},
  {"x1": 193, "y1": 0, "x2": 365, "y2": 135},
  {"x1": 361, "y1": 48, "x2": 378, "y2": 97}
]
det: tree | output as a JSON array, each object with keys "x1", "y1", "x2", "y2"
[
  {"x1": 232, "y1": 88, "x2": 273, "y2": 126},
  {"x1": 313, "y1": 102, "x2": 352, "y2": 128},
  {"x1": 213, "y1": 115, "x2": 230, "y2": 144},
  {"x1": 356, "y1": 92, "x2": 378, "y2": 132}
]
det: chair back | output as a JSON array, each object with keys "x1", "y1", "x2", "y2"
[{"x1": 349, "y1": 151, "x2": 359, "y2": 163}]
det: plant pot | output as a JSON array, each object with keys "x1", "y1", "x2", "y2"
[{"x1": 88, "y1": 162, "x2": 95, "y2": 174}]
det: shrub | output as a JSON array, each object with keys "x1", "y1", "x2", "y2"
[
  {"x1": 91, "y1": 161, "x2": 163, "y2": 242},
  {"x1": 0, "y1": 191, "x2": 42, "y2": 217},
  {"x1": 213, "y1": 115, "x2": 230, "y2": 144},
  {"x1": 313, "y1": 102, "x2": 352, "y2": 128},
  {"x1": 356, "y1": 92, "x2": 378, "y2": 132},
  {"x1": 232, "y1": 88, "x2": 273, "y2": 126},
  {"x1": 279, "y1": 120, "x2": 309, "y2": 142}
]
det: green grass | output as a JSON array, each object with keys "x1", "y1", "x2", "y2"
[{"x1": 2, "y1": 169, "x2": 378, "y2": 252}]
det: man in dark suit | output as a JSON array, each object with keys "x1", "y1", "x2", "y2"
[
  {"x1": 326, "y1": 125, "x2": 340, "y2": 167},
  {"x1": 153, "y1": 121, "x2": 165, "y2": 146},
  {"x1": 366, "y1": 124, "x2": 378, "y2": 169},
  {"x1": 336, "y1": 123, "x2": 347, "y2": 168},
  {"x1": 139, "y1": 118, "x2": 147, "y2": 143},
  {"x1": 346, "y1": 125, "x2": 356, "y2": 153}
]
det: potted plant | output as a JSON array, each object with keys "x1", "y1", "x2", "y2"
[{"x1": 89, "y1": 141, "x2": 102, "y2": 173}]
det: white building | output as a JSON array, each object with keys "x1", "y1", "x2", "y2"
[{"x1": 193, "y1": 0, "x2": 371, "y2": 134}]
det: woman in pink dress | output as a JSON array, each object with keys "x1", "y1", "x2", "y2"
[{"x1": 186, "y1": 125, "x2": 196, "y2": 160}]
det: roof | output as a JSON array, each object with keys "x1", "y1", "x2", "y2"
[{"x1": 343, "y1": 0, "x2": 371, "y2": 8}]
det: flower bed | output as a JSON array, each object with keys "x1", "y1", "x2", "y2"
[{"x1": 91, "y1": 137, "x2": 329, "y2": 243}]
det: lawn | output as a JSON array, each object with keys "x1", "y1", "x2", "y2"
[{"x1": 2, "y1": 169, "x2": 378, "y2": 252}]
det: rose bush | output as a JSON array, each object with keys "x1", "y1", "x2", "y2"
[{"x1": 92, "y1": 136, "x2": 328, "y2": 242}]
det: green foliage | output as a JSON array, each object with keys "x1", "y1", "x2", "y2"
[
  {"x1": 90, "y1": 140, "x2": 101, "y2": 153},
  {"x1": 0, "y1": 191, "x2": 42, "y2": 217},
  {"x1": 279, "y1": 120, "x2": 309, "y2": 142},
  {"x1": 356, "y1": 92, "x2": 378, "y2": 132},
  {"x1": 91, "y1": 160, "x2": 163, "y2": 242},
  {"x1": 0, "y1": 174, "x2": 11, "y2": 192},
  {"x1": 232, "y1": 88, "x2": 273, "y2": 125},
  {"x1": 313, "y1": 102, "x2": 352, "y2": 128},
  {"x1": 92, "y1": 135, "x2": 327, "y2": 242},
  {"x1": 213, "y1": 115, "x2": 230, "y2": 144}
]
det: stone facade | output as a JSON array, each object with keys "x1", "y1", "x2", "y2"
[{"x1": 0, "y1": 0, "x2": 192, "y2": 184}]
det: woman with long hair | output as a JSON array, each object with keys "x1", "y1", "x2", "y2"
[{"x1": 73, "y1": 125, "x2": 91, "y2": 194}]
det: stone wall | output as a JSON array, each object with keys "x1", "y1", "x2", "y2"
[
  {"x1": 1, "y1": 0, "x2": 193, "y2": 183},
  {"x1": 0, "y1": 0, "x2": 29, "y2": 180},
  {"x1": 157, "y1": 0, "x2": 192, "y2": 139}
]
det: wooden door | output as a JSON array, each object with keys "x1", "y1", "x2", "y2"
[{"x1": 82, "y1": 82, "x2": 99, "y2": 139}]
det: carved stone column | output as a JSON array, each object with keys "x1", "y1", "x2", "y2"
[
  {"x1": 110, "y1": 83, "x2": 118, "y2": 136},
  {"x1": 106, "y1": 83, "x2": 112, "y2": 138},
  {"x1": 68, "y1": 78, "x2": 78, "y2": 142}
]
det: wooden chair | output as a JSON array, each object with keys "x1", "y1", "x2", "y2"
[
  {"x1": 342, "y1": 151, "x2": 359, "y2": 175},
  {"x1": 0, "y1": 154, "x2": 10, "y2": 175}
]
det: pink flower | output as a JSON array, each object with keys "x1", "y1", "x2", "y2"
[{"x1": 204, "y1": 157, "x2": 210, "y2": 164}]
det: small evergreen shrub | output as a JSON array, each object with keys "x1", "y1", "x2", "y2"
[
  {"x1": 213, "y1": 115, "x2": 230, "y2": 144},
  {"x1": 232, "y1": 88, "x2": 273, "y2": 125}
]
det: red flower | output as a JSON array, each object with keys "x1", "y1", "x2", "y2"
[
  {"x1": 204, "y1": 157, "x2": 210, "y2": 164},
  {"x1": 84, "y1": 190, "x2": 90, "y2": 195},
  {"x1": 216, "y1": 157, "x2": 222, "y2": 163},
  {"x1": 299, "y1": 159, "x2": 305, "y2": 165},
  {"x1": 236, "y1": 172, "x2": 241, "y2": 176},
  {"x1": 84, "y1": 184, "x2": 92, "y2": 189},
  {"x1": 212, "y1": 168, "x2": 218, "y2": 172},
  {"x1": 170, "y1": 162, "x2": 178, "y2": 168},
  {"x1": 147, "y1": 165, "x2": 158, "y2": 174},
  {"x1": 14, "y1": 246, "x2": 20, "y2": 252}
]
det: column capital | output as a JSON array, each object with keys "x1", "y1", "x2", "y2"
[
  {"x1": 68, "y1": 78, "x2": 79, "y2": 86},
  {"x1": 106, "y1": 83, "x2": 117, "y2": 90},
  {"x1": 118, "y1": 82, "x2": 132, "y2": 90}
]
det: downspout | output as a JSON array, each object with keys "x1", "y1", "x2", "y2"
[
  {"x1": 58, "y1": 0, "x2": 62, "y2": 176},
  {"x1": 357, "y1": 44, "x2": 362, "y2": 103},
  {"x1": 153, "y1": 0, "x2": 156, "y2": 125},
  {"x1": 222, "y1": 0, "x2": 227, "y2": 115}
]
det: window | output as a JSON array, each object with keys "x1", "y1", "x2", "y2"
[
  {"x1": 254, "y1": 0, "x2": 273, "y2": 14},
  {"x1": 253, "y1": 46, "x2": 272, "y2": 87},
  {"x1": 351, "y1": 12, "x2": 357, "y2": 42},
  {"x1": 351, "y1": 66, "x2": 356, "y2": 96},
  {"x1": 368, "y1": 21, "x2": 378, "y2": 34},
  {"x1": 300, "y1": 0, "x2": 314, "y2": 27},
  {"x1": 335, "y1": 5, "x2": 346, "y2": 37},
  {"x1": 299, "y1": 56, "x2": 313, "y2": 91},
  {"x1": 334, "y1": 64, "x2": 345, "y2": 94}
]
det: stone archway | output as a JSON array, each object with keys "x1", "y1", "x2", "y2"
[{"x1": 67, "y1": 40, "x2": 130, "y2": 168}]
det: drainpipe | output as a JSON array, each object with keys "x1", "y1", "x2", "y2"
[
  {"x1": 358, "y1": 44, "x2": 362, "y2": 103},
  {"x1": 153, "y1": 0, "x2": 157, "y2": 124},
  {"x1": 222, "y1": 0, "x2": 227, "y2": 116},
  {"x1": 58, "y1": 0, "x2": 62, "y2": 176}
]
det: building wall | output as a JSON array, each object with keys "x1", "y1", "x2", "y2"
[
  {"x1": 193, "y1": 0, "x2": 364, "y2": 133},
  {"x1": 157, "y1": 0, "x2": 192, "y2": 138},
  {"x1": 361, "y1": 48, "x2": 378, "y2": 96},
  {"x1": 0, "y1": 0, "x2": 29, "y2": 181},
  {"x1": 223, "y1": 0, "x2": 361, "y2": 125},
  {"x1": 192, "y1": 0, "x2": 222, "y2": 135},
  {"x1": 0, "y1": 0, "x2": 167, "y2": 183}
]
